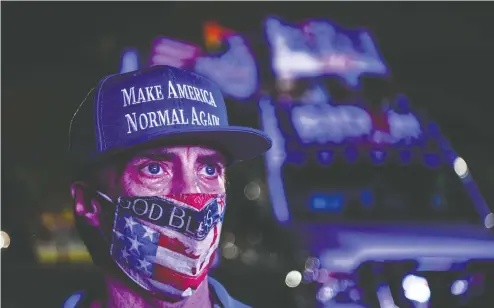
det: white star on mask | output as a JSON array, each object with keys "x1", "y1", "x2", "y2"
[
  {"x1": 137, "y1": 259, "x2": 151, "y2": 274},
  {"x1": 124, "y1": 216, "x2": 137, "y2": 233},
  {"x1": 141, "y1": 225, "x2": 156, "y2": 241},
  {"x1": 121, "y1": 248, "x2": 130, "y2": 262},
  {"x1": 197, "y1": 222, "x2": 204, "y2": 234},
  {"x1": 182, "y1": 288, "x2": 193, "y2": 297},
  {"x1": 128, "y1": 236, "x2": 142, "y2": 253},
  {"x1": 114, "y1": 230, "x2": 124, "y2": 239}
]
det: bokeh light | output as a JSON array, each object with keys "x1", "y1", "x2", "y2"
[
  {"x1": 1, "y1": 231, "x2": 11, "y2": 249},
  {"x1": 222, "y1": 242, "x2": 240, "y2": 259},
  {"x1": 453, "y1": 157, "x2": 469, "y2": 178},
  {"x1": 285, "y1": 270, "x2": 302, "y2": 288},
  {"x1": 244, "y1": 181, "x2": 261, "y2": 201},
  {"x1": 484, "y1": 213, "x2": 494, "y2": 229}
]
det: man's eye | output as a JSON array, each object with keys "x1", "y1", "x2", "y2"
[
  {"x1": 201, "y1": 164, "x2": 219, "y2": 178},
  {"x1": 144, "y1": 162, "x2": 163, "y2": 176}
]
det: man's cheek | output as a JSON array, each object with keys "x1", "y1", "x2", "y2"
[
  {"x1": 201, "y1": 181, "x2": 227, "y2": 195},
  {"x1": 126, "y1": 181, "x2": 173, "y2": 197}
]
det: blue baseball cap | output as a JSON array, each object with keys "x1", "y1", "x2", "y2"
[{"x1": 68, "y1": 65, "x2": 272, "y2": 167}]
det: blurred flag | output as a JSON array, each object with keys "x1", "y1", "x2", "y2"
[{"x1": 150, "y1": 38, "x2": 201, "y2": 69}]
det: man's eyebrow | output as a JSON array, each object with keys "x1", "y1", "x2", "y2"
[
  {"x1": 197, "y1": 153, "x2": 226, "y2": 166},
  {"x1": 134, "y1": 151, "x2": 178, "y2": 161}
]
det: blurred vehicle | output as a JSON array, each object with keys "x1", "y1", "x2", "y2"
[{"x1": 259, "y1": 86, "x2": 494, "y2": 307}]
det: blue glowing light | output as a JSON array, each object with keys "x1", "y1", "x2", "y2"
[
  {"x1": 317, "y1": 151, "x2": 333, "y2": 165},
  {"x1": 399, "y1": 150, "x2": 412, "y2": 164},
  {"x1": 361, "y1": 190, "x2": 374, "y2": 207},
  {"x1": 63, "y1": 291, "x2": 84, "y2": 308},
  {"x1": 265, "y1": 17, "x2": 388, "y2": 87},
  {"x1": 432, "y1": 194, "x2": 442, "y2": 208},
  {"x1": 370, "y1": 149, "x2": 387, "y2": 164},
  {"x1": 424, "y1": 153, "x2": 442, "y2": 168},
  {"x1": 344, "y1": 146, "x2": 359, "y2": 163},
  {"x1": 259, "y1": 97, "x2": 290, "y2": 223},
  {"x1": 119, "y1": 48, "x2": 140, "y2": 74},
  {"x1": 310, "y1": 194, "x2": 344, "y2": 211},
  {"x1": 286, "y1": 151, "x2": 306, "y2": 165},
  {"x1": 195, "y1": 36, "x2": 259, "y2": 100}
]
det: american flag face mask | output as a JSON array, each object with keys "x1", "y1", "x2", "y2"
[{"x1": 97, "y1": 192, "x2": 226, "y2": 298}]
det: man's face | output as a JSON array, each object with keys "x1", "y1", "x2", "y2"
[{"x1": 72, "y1": 145, "x2": 227, "y2": 288}]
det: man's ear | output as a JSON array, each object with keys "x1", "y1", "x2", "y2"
[{"x1": 70, "y1": 181, "x2": 102, "y2": 228}]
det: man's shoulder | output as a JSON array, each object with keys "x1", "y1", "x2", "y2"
[
  {"x1": 63, "y1": 277, "x2": 251, "y2": 308},
  {"x1": 208, "y1": 277, "x2": 251, "y2": 308}
]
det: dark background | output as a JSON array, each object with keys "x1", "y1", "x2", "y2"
[{"x1": 2, "y1": 2, "x2": 494, "y2": 307}]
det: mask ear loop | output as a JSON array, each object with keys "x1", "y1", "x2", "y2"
[
  {"x1": 92, "y1": 190, "x2": 118, "y2": 246},
  {"x1": 95, "y1": 190, "x2": 113, "y2": 203}
]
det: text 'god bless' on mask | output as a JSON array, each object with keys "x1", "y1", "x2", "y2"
[{"x1": 95, "y1": 191, "x2": 226, "y2": 298}]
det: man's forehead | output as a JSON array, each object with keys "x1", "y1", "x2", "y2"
[{"x1": 133, "y1": 145, "x2": 226, "y2": 162}]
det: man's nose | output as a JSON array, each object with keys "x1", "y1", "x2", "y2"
[{"x1": 169, "y1": 169, "x2": 201, "y2": 194}]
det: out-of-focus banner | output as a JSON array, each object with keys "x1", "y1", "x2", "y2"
[
  {"x1": 273, "y1": 83, "x2": 423, "y2": 148},
  {"x1": 264, "y1": 16, "x2": 389, "y2": 88},
  {"x1": 290, "y1": 96, "x2": 423, "y2": 146}
]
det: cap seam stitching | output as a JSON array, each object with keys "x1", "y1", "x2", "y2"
[{"x1": 96, "y1": 74, "x2": 115, "y2": 152}]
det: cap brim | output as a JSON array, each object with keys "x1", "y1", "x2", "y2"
[{"x1": 121, "y1": 126, "x2": 273, "y2": 164}]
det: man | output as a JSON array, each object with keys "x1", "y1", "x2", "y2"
[{"x1": 64, "y1": 65, "x2": 272, "y2": 308}]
